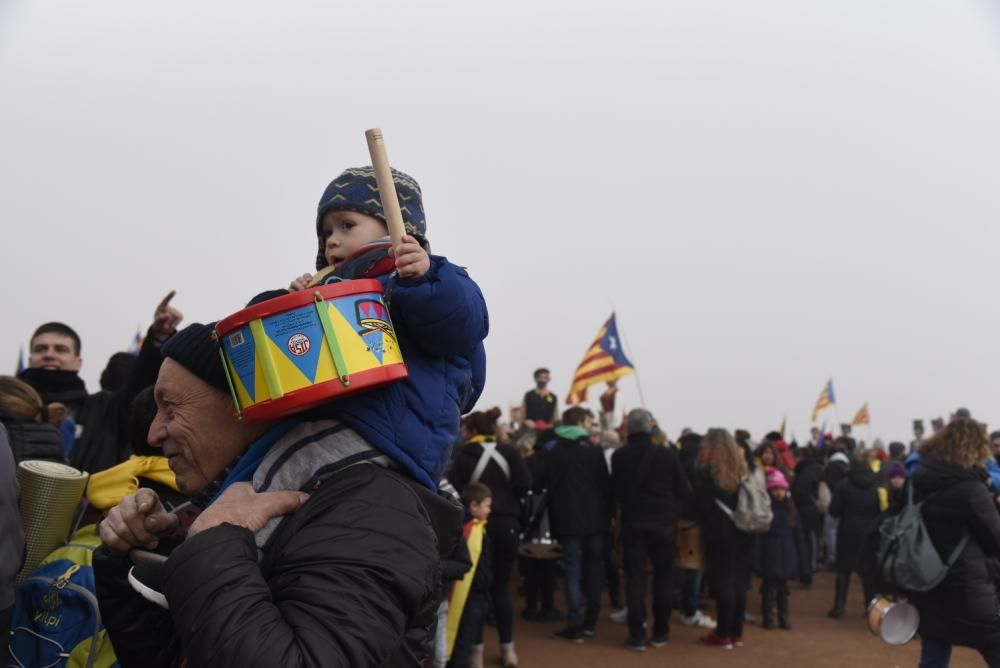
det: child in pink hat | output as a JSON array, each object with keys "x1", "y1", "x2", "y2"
[{"x1": 753, "y1": 468, "x2": 800, "y2": 630}]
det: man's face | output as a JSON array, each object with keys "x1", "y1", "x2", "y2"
[
  {"x1": 914, "y1": 426, "x2": 924, "y2": 439},
  {"x1": 29, "y1": 332, "x2": 81, "y2": 371},
  {"x1": 535, "y1": 372, "x2": 550, "y2": 388},
  {"x1": 148, "y1": 359, "x2": 250, "y2": 495}
]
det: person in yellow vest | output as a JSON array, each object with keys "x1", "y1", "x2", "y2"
[{"x1": 446, "y1": 482, "x2": 493, "y2": 668}]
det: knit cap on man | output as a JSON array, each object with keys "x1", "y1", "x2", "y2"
[
  {"x1": 161, "y1": 323, "x2": 229, "y2": 395},
  {"x1": 315, "y1": 167, "x2": 426, "y2": 271}
]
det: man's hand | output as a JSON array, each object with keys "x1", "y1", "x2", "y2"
[
  {"x1": 389, "y1": 234, "x2": 430, "y2": 279},
  {"x1": 187, "y1": 482, "x2": 309, "y2": 538},
  {"x1": 150, "y1": 291, "x2": 183, "y2": 342},
  {"x1": 289, "y1": 273, "x2": 314, "y2": 292},
  {"x1": 99, "y1": 489, "x2": 180, "y2": 555}
]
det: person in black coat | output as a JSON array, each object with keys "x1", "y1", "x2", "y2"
[
  {"x1": 822, "y1": 448, "x2": 850, "y2": 567},
  {"x1": 521, "y1": 433, "x2": 560, "y2": 622},
  {"x1": 446, "y1": 408, "x2": 531, "y2": 667},
  {"x1": 907, "y1": 418, "x2": 1000, "y2": 667},
  {"x1": 754, "y1": 469, "x2": 800, "y2": 630},
  {"x1": 533, "y1": 406, "x2": 612, "y2": 642},
  {"x1": 790, "y1": 447, "x2": 824, "y2": 587},
  {"x1": 611, "y1": 409, "x2": 690, "y2": 650},
  {"x1": 827, "y1": 452, "x2": 882, "y2": 618},
  {"x1": 0, "y1": 376, "x2": 66, "y2": 463},
  {"x1": 693, "y1": 428, "x2": 754, "y2": 649}
]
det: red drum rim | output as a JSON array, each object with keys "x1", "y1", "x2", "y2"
[
  {"x1": 239, "y1": 364, "x2": 408, "y2": 422},
  {"x1": 216, "y1": 278, "x2": 385, "y2": 336}
]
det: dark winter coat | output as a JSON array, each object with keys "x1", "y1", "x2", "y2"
[
  {"x1": 824, "y1": 452, "x2": 850, "y2": 490},
  {"x1": 611, "y1": 433, "x2": 689, "y2": 537},
  {"x1": 909, "y1": 455, "x2": 1000, "y2": 649},
  {"x1": 692, "y1": 467, "x2": 754, "y2": 595},
  {"x1": 0, "y1": 419, "x2": 64, "y2": 464},
  {"x1": 95, "y1": 463, "x2": 462, "y2": 668},
  {"x1": 791, "y1": 457, "x2": 825, "y2": 534},
  {"x1": 533, "y1": 433, "x2": 613, "y2": 539},
  {"x1": 753, "y1": 497, "x2": 800, "y2": 580},
  {"x1": 447, "y1": 440, "x2": 531, "y2": 522},
  {"x1": 829, "y1": 467, "x2": 882, "y2": 572}
]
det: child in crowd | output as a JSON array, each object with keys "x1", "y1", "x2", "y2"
[
  {"x1": 447, "y1": 482, "x2": 494, "y2": 668},
  {"x1": 286, "y1": 166, "x2": 489, "y2": 491},
  {"x1": 753, "y1": 468, "x2": 799, "y2": 630}
]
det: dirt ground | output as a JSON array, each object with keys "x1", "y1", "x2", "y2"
[{"x1": 478, "y1": 570, "x2": 985, "y2": 667}]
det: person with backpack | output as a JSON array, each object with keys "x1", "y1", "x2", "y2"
[
  {"x1": 446, "y1": 408, "x2": 531, "y2": 668},
  {"x1": 905, "y1": 418, "x2": 1000, "y2": 667},
  {"x1": 693, "y1": 428, "x2": 756, "y2": 650},
  {"x1": 828, "y1": 450, "x2": 884, "y2": 618}
]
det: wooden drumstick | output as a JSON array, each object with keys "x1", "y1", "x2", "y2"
[
  {"x1": 365, "y1": 128, "x2": 407, "y2": 247},
  {"x1": 307, "y1": 129, "x2": 404, "y2": 289}
]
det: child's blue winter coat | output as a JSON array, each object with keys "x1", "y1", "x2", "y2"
[
  {"x1": 315, "y1": 255, "x2": 488, "y2": 488},
  {"x1": 753, "y1": 497, "x2": 800, "y2": 580}
]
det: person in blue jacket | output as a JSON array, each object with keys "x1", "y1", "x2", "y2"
[{"x1": 286, "y1": 166, "x2": 489, "y2": 489}]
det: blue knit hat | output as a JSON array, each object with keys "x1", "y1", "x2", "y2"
[{"x1": 315, "y1": 167, "x2": 426, "y2": 270}]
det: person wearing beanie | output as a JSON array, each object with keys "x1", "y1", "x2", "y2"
[
  {"x1": 753, "y1": 468, "x2": 800, "y2": 630},
  {"x1": 611, "y1": 408, "x2": 690, "y2": 651},
  {"x1": 279, "y1": 165, "x2": 488, "y2": 491},
  {"x1": 18, "y1": 291, "x2": 183, "y2": 473},
  {"x1": 95, "y1": 322, "x2": 465, "y2": 668}
]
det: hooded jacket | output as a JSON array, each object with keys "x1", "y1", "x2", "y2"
[
  {"x1": 611, "y1": 432, "x2": 689, "y2": 537},
  {"x1": 533, "y1": 426, "x2": 613, "y2": 539},
  {"x1": 791, "y1": 456, "x2": 825, "y2": 534},
  {"x1": 909, "y1": 455, "x2": 1000, "y2": 648},
  {"x1": 312, "y1": 255, "x2": 488, "y2": 489},
  {"x1": 829, "y1": 466, "x2": 882, "y2": 571}
]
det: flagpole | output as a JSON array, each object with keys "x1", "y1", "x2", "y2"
[{"x1": 611, "y1": 306, "x2": 647, "y2": 408}]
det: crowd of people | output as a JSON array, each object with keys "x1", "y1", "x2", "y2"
[{"x1": 1, "y1": 166, "x2": 1000, "y2": 668}]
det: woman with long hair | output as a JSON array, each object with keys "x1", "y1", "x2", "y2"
[
  {"x1": 0, "y1": 376, "x2": 66, "y2": 463},
  {"x1": 447, "y1": 407, "x2": 531, "y2": 668},
  {"x1": 694, "y1": 428, "x2": 753, "y2": 650},
  {"x1": 909, "y1": 417, "x2": 1000, "y2": 667}
]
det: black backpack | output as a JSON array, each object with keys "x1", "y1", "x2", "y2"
[{"x1": 877, "y1": 483, "x2": 968, "y2": 593}]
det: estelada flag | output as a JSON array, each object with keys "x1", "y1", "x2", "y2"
[
  {"x1": 851, "y1": 402, "x2": 871, "y2": 426},
  {"x1": 566, "y1": 313, "x2": 634, "y2": 405},
  {"x1": 811, "y1": 379, "x2": 835, "y2": 422}
]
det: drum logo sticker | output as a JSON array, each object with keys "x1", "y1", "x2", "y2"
[{"x1": 287, "y1": 333, "x2": 311, "y2": 357}]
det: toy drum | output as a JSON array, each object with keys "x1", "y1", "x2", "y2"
[
  {"x1": 215, "y1": 279, "x2": 408, "y2": 422},
  {"x1": 867, "y1": 596, "x2": 919, "y2": 646}
]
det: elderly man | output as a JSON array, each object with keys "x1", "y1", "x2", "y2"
[
  {"x1": 95, "y1": 323, "x2": 461, "y2": 668},
  {"x1": 612, "y1": 409, "x2": 689, "y2": 652}
]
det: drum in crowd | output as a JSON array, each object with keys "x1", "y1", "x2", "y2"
[
  {"x1": 867, "y1": 595, "x2": 919, "y2": 646},
  {"x1": 215, "y1": 279, "x2": 408, "y2": 422},
  {"x1": 519, "y1": 490, "x2": 561, "y2": 559}
]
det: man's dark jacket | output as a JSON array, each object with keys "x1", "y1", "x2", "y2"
[
  {"x1": 533, "y1": 431, "x2": 612, "y2": 539},
  {"x1": 95, "y1": 464, "x2": 462, "y2": 668},
  {"x1": 611, "y1": 432, "x2": 689, "y2": 537}
]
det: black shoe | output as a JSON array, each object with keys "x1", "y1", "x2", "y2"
[
  {"x1": 779, "y1": 619, "x2": 792, "y2": 630},
  {"x1": 537, "y1": 608, "x2": 564, "y2": 622},
  {"x1": 762, "y1": 617, "x2": 774, "y2": 630},
  {"x1": 128, "y1": 561, "x2": 169, "y2": 610},
  {"x1": 827, "y1": 606, "x2": 844, "y2": 619},
  {"x1": 648, "y1": 636, "x2": 668, "y2": 649},
  {"x1": 582, "y1": 627, "x2": 595, "y2": 637},
  {"x1": 522, "y1": 608, "x2": 540, "y2": 621},
  {"x1": 624, "y1": 638, "x2": 646, "y2": 652},
  {"x1": 554, "y1": 626, "x2": 586, "y2": 643}
]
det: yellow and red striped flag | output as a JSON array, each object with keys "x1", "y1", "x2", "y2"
[
  {"x1": 566, "y1": 314, "x2": 635, "y2": 405},
  {"x1": 851, "y1": 402, "x2": 870, "y2": 426},
  {"x1": 811, "y1": 379, "x2": 835, "y2": 422}
]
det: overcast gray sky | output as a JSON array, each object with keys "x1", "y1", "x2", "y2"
[{"x1": 2, "y1": 0, "x2": 999, "y2": 443}]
